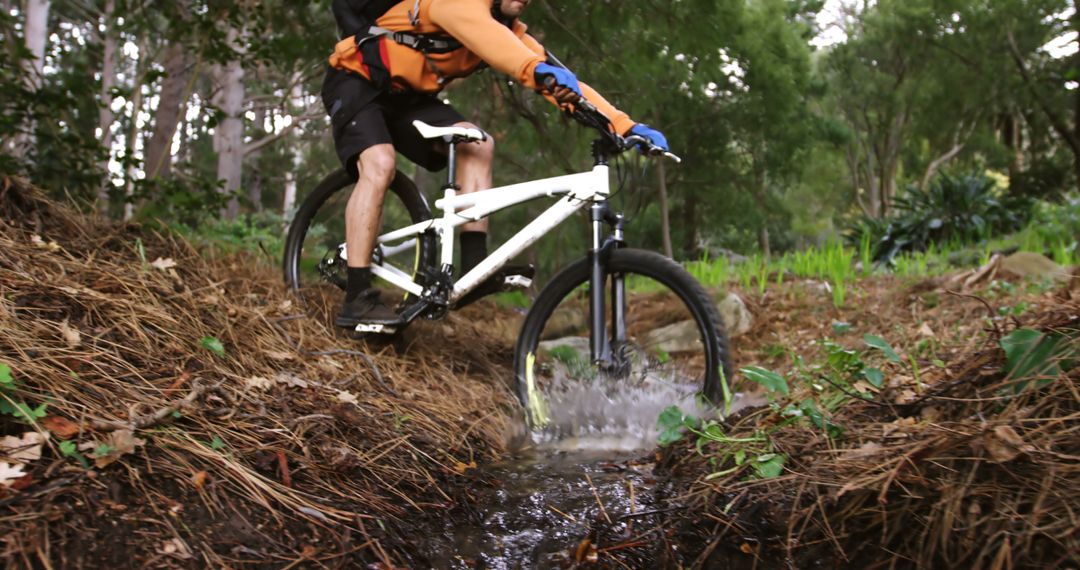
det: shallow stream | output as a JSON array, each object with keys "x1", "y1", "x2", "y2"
[{"x1": 418, "y1": 373, "x2": 759, "y2": 568}]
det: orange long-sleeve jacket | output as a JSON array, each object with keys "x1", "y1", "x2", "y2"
[{"x1": 328, "y1": 0, "x2": 636, "y2": 135}]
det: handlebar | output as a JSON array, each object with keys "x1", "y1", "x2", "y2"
[{"x1": 540, "y1": 77, "x2": 681, "y2": 162}]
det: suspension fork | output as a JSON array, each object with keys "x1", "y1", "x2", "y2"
[{"x1": 588, "y1": 203, "x2": 627, "y2": 365}]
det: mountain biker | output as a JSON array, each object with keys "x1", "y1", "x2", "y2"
[{"x1": 323, "y1": 0, "x2": 669, "y2": 328}]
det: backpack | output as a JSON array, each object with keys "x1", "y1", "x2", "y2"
[{"x1": 332, "y1": 0, "x2": 402, "y2": 40}]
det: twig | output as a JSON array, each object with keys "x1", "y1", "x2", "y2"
[
  {"x1": 306, "y1": 349, "x2": 395, "y2": 396},
  {"x1": 90, "y1": 380, "x2": 216, "y2": 430},
  {"x1": 584, "y1": 472, "x2": 612, "y2": 525}
]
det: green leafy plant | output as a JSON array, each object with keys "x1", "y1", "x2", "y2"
[
  {"x1": 58, "y1": 440, "x2": 90, "y2": 468},
  {"x1": 1000, "y1": 328, "x2": 1079, "y2": 389},
  {"x1": 847, "y1": 172, "x2": 1032, "y2": 263},
  {"x1": 201, "y1": 336, "x2": 226, "y2": 357},
  {"x1": 741, "y1": 366, "x2": 789, "y2": 397},
  {"x1": 0, "y1": 363, "x2": 48, "y2": 422},
  {"x1": 657, "y1": 405, "x2": 697, "y2": 446},
  {"x1": 864, "y1": 334, "x2": 902, "y2": 363}
]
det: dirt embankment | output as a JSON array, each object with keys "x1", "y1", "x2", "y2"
[
  {"x1": 642, "y1": 273, "x2": 1080, "y2": 568},
  {"x1": 1, "y1": 176, "x2": 1077, "y2": 569},
  {"x1": 0, "y1": 177, "x2": 520, "y2": 568}
]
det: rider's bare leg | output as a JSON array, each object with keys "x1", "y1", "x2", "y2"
[
  {"x1": 452, "y1": 121, "x2": 494, "y2": 233},
  {"x1": 345, "y1": 144, "x2": 396, "y2": 270},
  {"x1": 336, "y1": 143, "x2": 402, "y2": 327},
  {"x1": 453, "y1": 121, "x2": 494, "y2": 273}
]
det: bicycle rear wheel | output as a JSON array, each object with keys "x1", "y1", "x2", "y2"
[
  {"x1": 513, "y1": 248, "x2": 733, "y2": 438},
  {"x1": 283, "y1": 169, "x2": 436, "y2": 303}
]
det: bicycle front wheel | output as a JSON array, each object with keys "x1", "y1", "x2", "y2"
[
  {"x1": 513, "y1": 249, "x2": 733, "y2": 436},
  {"x1": 282, "y1": 169, "x2": 436, "y2": 302}
]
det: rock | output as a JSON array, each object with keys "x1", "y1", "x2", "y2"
[
  {"x1": 1000, "y1": 252, "x2": 1068, "y2": 282},
  {"x1": 642, "y1": 292, "x2": 754, "y2": 353},
  {"x1": 538, "y1": 336, "x2": 591, "y2": 363},
  {"x1": 541, "y1": 306, "x2": 587, "y2": 340},
  {"x1": 718, "y1": 292, "x2": 753, "y2": 338},
  {"x1": 643, "y1": 320, "x2": 703, "y2": 353}
]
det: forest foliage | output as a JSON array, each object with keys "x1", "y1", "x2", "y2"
[{"x1": 1, "y1": 0, "x2": 1077, "y2": 272}]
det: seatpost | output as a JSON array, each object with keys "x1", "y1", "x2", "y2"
[{"x1": 445, "y1": 140, "x2": 458, "y2": 188}]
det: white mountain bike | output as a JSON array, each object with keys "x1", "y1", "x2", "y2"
[{"x1": 283, "y1": 101, "x2": 732, "y2": 426}]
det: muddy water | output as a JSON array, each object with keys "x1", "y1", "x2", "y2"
[{"x1": 420, "y1": 376, "x2": 759, "y2": 568}]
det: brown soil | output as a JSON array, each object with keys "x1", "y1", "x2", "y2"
[
  {"x1": 0, "y1": 177, "x2": 520, "y2": 568},
  {"x1": 1, "y1": 175, "x2": 1077, "y2": 569}
]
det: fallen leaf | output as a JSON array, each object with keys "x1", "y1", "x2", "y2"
[
  {"x1": 0, "y1": 462, "x2": 27, "y2": 487},
  {"x1": 158, "y1": 538, "x2": 193, "y2": 559},
  {"x1": 336, "y1": 391, "x2": 359, "y2": 405},
  {"x1": 983, "y1": 425, "x2": 1033, "y2": 463},
  {"x1": 917, "y1": 322, "x2": 936, "y2": 338},
  {"x1": 30, "y1": 234, "x2": 61, "y2": 251},
  {"x1": 452, "y1": 460, "x2": 477, "y2": 475},
  {"x1": 920, "y1": 406, "x2": 943, "y2": 422},
  {"x1": 1, "y1": 432, "x2": 47, "y2": 463},
  {"x1": 264, "y1": 350, "x2": 294, "y2": 361},
  {"x1": 150, "y1": 257, "x2": 177, "y2": 271},
  {"x1": 319, "y1": 357, "x2": 344, "y2": 371},
  {"x1": 277, "y1": 299, "x2": 293, "y2": 312},
  {"x1": 245, "y1": 376, "x2": 274, "y2": 391},
  {"x1": 92, "y1": 429, "x2": 147, "y2": 468},
  {"x1": 191, "y1": 470, "x2": 208, "y2": 490},
  {"x1": 844, "y1": 442, "x2": 883, "y2": 459},
  {"x1": 274, "y1": 372, "x2": 308, "y2": 389},
  {"x1": 892, "y1": 388, "x2": 918, "y2": 404},
  {"x1": 41, "y1": 416, "x2": 81, "y2": 438},
  {"x1": 59, "y1": 320, "x2": 81, "y2": 347}
]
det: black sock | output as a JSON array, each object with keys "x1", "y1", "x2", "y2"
[
  {"x1": 460, "y1": 231, "x2": 488, "y2": 274},
  {"x1": 345, "y1": 266, "x2": 372, "y2": 303}
]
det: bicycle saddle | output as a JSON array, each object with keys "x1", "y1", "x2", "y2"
[{"x1": 412, "y1": 120, "x2": 487, "y2": 142}]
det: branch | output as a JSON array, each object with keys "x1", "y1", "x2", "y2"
[
  {"x1": 242, "y1": 101, "x2": 323, "y2": 156},
  {"x1": 1007, "y1": 29, "x2": 1080, "y2": 156}
]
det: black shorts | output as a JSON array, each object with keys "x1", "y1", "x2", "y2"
[{"x1": 321, "y1": 67, "x2": 465, "y2": 179}]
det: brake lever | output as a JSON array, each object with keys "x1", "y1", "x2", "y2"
[{"x1": 621, "y1": 135, "x2": 682, "y2": 162}]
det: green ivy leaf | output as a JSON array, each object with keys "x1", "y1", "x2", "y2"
[
  {"x1": 863, "y1": 367, "x2": 885, "y2": 388},
  {"x1": 201, "y1": 336, "x2": 226, "y2": 357},
  {"x1": 59, "y1": 440, "x2": 77, "y2": 456},
  {"x1": 799, "y1": 399, "x2": 825, "y2": 430},
  {"x1": 752, "y1": 453, "x2": 786, "y2": 479},
  {"x1": 741, "y1": 366, "x2": 789, "y2": 396},
  {"x1": 94, "y1": 443, "x2": 115, "y2": 457},
  {"x1": 657, "y1": 405, "x2": 690, "y2": 446},
  {"x1": 1000, "y1": 329, "x2": 1075, "y2": 382},
  {"x1": 864, "y1": 334, "x2": 901, "y2": 363},
  {"x1": 208, "y1": 436, "x2": 226, "y2": 450},
  {"x1": 0, "y1": 363, "x2": 12, "y2": 387}
]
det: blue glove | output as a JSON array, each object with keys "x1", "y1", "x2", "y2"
[
  {"x1": 629, "y1": 123, "x2": 669, "y2": 153},
  {"x1": 534, "y1": 62, "x2": 583, "y2": 97}
]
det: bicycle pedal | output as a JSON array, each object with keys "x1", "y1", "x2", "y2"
[
  {"x1": 503, "y1": 275, "x2": 532, "y2": 289},
  {"x1": 353, "y1": 323, "x2": 398, "y2": 335}
]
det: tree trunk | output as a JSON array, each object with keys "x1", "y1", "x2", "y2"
[
  {"x1": 96, "y1": 0, "x2": 117, "y2": 213},
  {"x1": 752, "y1": 163, "x2": 771, "y2": 258},
  {"x1": 657, "y1": 160, "x2": 674, "y2": 259},
  {"x1": 144, "y1": 43, "x2": 193, "y2": 180},
  {"x1": 680, "y1": 188, "x2": 699, "y2": 255},
  {"x1": 13, "y1": 0, "x2": 51, "y2": 159},
  {"x1": 281, "y1": 82, "x2": 304, "y2": 228},
  {"x1": 123, "y1": 82, "x2": 144, "y2": 221},
  {"x1": 247, "y1": 106, "x2": 266, "y2": 211},
  {"x1": 213, "y1": 26, "x2": 245, "y2": 220}
]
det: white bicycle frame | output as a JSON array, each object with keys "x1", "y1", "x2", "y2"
[{"x1": 366, "y1": 163, "x2": 610, "y2": 305}]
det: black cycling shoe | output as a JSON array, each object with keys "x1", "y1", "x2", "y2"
[
  {"x1": 453, "y1": 264, "x2": 535, "y2": 309},
  {"x1": 334, "y1": 289, "x2": 405, "y2": 329}
]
